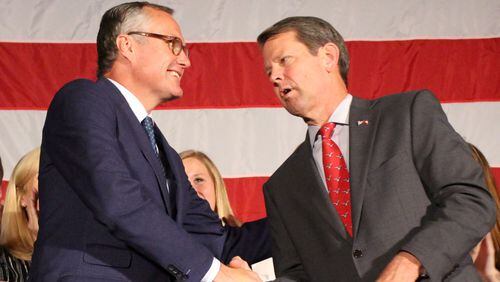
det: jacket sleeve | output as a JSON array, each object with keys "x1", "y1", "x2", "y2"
[
  {"x1": 221, "y1": 217, "x2": 272, "y2": 265},
  {"x1": 400, "y1": 90, "x2": 496, "y2": 280},
  {"x1": 263, "y1": 183, "x2": 309, "y2": 281}
]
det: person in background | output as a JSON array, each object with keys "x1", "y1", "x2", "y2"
[
  {"x1": 469, "y1": 143, "x2": 500, "y2": 282},
  {"x1": 180, "y1": 150, "x2": 272, "y2": 266},
  {"x1": 0, "y1": 147, "x2": 40, "y2": 282}
]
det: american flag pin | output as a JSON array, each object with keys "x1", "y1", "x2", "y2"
[{"x1": 357, "y1": 120, "x2": 369, "y2": 126}]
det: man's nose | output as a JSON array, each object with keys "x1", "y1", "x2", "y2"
[
  {"x1": 270, "y1": 67, "x2": 283, "y2": 83},
  {"x1": 177, "y1": 50, "x2": 191, "y2": 68}
]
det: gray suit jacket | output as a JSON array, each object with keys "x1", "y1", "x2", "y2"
[{"x1": 264, "y1": 90, "x2": 495, "y2": 282}]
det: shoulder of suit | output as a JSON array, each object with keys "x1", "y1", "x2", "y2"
[
  {"x1": 361, "y1": 89, "x2": 437, "y2": 108},
  {"x1": 53, "y1": 78, "x2": 118, "y2": 107},
  {"x1": 265, "y1": 140, "x2": 309, "y2": 187},
  {"x1": 60, "y1": 78, "x2": 99, "y2": 92}
]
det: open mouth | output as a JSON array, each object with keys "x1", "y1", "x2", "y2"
[{"x1": 280, "y1": 87, "x2": 292, "y2": 95}]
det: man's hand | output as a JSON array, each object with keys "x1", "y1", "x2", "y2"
[
  {"x1": 377, "y1": 252, "x2": 421, "y2": 282},
  {"x1": 214, "y1": 256, "x2": 262, "y2": 282}
]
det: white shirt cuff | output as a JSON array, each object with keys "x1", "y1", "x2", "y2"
[{"x1": 201, "y1": 258, "x2": 220, "y2": 282}]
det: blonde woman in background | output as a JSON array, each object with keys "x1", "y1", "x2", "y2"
[
  {"x1": 180, "y1": 150, "x2": 272, "y2": 271},
  {"x1": 469, "y1": 143, "x2": 500, "y2": 282},
  {"x1": 181, "y1": 150, "x2": 241, "y2": 227},
  {"x1": 0, "y1": 147, "x2": 40, "y2": 281}
]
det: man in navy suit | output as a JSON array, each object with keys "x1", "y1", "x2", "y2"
[{"x1": 31, "y1": 2, "x2": 261, "y2": 281}]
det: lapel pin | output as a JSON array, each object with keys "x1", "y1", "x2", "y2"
[{"x1": 357, "y1": 120, "x2": 369, "y2": 126}]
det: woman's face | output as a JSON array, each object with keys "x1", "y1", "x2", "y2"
[
  {"x1": 20, "y1": 172, "x2": 39, "y2": 236},
  {"x1": 182, "y1": 157, "x2": 216, "y2": 211},
  {"x1": 21, "y1": 173, "x2": 39, "y2": 212}
]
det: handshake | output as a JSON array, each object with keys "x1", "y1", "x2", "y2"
[{"x1": 215, "y1": 256, "x2": 263, "y2": 282}]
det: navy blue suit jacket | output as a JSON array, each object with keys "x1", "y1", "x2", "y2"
[{"x1": 31, "y1": 79, "x2": 237, "y2": 281}]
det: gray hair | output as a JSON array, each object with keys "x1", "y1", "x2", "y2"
[{"x1": 96, "y1": 2, "x2": 174, "y2": 78}]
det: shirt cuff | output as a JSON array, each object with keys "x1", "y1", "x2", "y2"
[{"x1": 201, "y1": 258, "x2": 220, "y2": 282}]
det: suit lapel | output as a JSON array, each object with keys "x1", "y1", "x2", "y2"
[
  {"x1": 101, "y1": 79, "x2": 172, "y2": 215},
  {"x1": 294, "y1": 135, "x2": 352, "y2": 242},
  {"x1": 349, "y1": 97, "x2": 379, "y2": 238},
  {"x1": 154, "y1": 126, "x2": 178, "y2": 217},
  {"x1": 121, "y1": 104, "x2": 172, "y2": 214}
]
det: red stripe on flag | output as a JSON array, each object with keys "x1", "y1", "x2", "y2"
[
  {"x1": 224, "y1": 177, "x2": 268, "y2": 223},
  {"x1": 348, "y1": 39, "x2": 500, "y2": 103},
  {"x1": 1, "y1": 38, "x2": 499, "y2": 109},
  {"x1": 0, "y1": 43, "x2": 96, "y2": 109},
  {"x1": 492, "y1": 168, "x2": 500, "y2": 195},
  {"x1": 1, "y1": 180, "x2": 7, "y2": 204}
]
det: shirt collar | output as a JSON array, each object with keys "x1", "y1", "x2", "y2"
[
  {"x1": 308, "y1": 94, "x2": 353, "y2": 147},
  {"x1": 107, "y1": 78, "x2": 150, "y2": 122}
]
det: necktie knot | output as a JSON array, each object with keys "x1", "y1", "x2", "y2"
[
  {"x1": 142, "y1": 116, "x2": 154, "y2": 131},
  {"x1": 319, "y1": 122, "x2": 336, "y2": 140}
]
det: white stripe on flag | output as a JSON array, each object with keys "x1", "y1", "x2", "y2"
[
  {"x1": 1, "y1": 0, "x2": 499, "y2": 42},
  {"x1": 1, "y1": 102, "x2": 499, "y2": 179}
]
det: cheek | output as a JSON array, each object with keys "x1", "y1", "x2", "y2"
[
  {"x1": 198, "y1": 184, "x2": 213, "y2": 198},
  {"x1": 138, "y1": 52, "x2": 165, "y2": 74},
  {"x1": 283, "y1": 66, "x2": 299, "y2": 81},
  {"x1": 273, "y1": 88, "x2": 281, "y2": 98},
  {"x1": 202, "y1": 182, "x2": 216, "y2": 205},
  {"x1": 191, "y1": 183, "x2": 203, "y2": 195},
  {"x1": 192, "y1": 183, "x2": 210, "y2": 199}
]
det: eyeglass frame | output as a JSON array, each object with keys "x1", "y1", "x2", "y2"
[{"x1": 127, "y1": 31, "x2": 189, "y2": 57}]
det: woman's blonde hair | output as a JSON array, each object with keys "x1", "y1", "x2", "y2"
[
  {"x1": 180, "y1": 150, "x2": 241, "y2": 227},
  {"x1": 469, "y1": 143, "x2": 500, "y2": 268},
  {"x1": 0, "y1": 147, "x2": 41, "y2": 261}
]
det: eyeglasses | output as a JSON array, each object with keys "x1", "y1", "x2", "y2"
[{"x1": 127, "y1": 31, "x2": 189, "y2": 57}]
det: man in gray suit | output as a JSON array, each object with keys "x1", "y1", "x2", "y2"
[{"x1": 257, "y1": 16, "x2": 496, "y2": 281}]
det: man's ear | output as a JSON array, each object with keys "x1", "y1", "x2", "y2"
[
  {"x1": 116, "y1": 34, "x2": 135, "y2": 62},
  {"x1": 322, "y1": 43, "x2": 340, "y2": 73}
]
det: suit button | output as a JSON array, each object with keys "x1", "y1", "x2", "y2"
[{"x1": 353, "y1": 249, "x2": 363, "y2": 258}]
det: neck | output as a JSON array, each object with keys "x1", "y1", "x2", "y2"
[
  {"x1": 305, "y1": 92, "x2": 348, "y2": 126},
  {"x1": 106, "y1": 72, "x2": 160, "y2": 113}
]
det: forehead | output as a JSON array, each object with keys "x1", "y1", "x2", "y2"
[
  {"x1": 183, "y1": 157, "x2": 208, "y2": 173},
  {"x1": 262, "y1": 31, "x2": 306, "y2": 58},
  {"x1": 143, "y1": 7, "x2": 184, "y2": 40}
]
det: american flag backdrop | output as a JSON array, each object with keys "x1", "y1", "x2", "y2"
[{"x1": 0, "y1": 0, "x2": 499, "y2": 223}]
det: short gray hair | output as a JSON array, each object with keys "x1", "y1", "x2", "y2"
[{"x1": 96, "y1": 2, "x2": 174, "y2": 78}]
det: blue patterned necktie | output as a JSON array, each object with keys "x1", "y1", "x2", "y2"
[
  {"x1": 141, "y1": 116, "x2": 170, "y2": 194},
  {"x1": 141, "y1": 116, "x2": 158, "y2": 155}
]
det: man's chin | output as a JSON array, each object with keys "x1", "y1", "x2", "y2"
[
  {"x1": 282, "y1": 103, "x2": 302, "y2": 117},
  {"x1": 163, "y1": 90, "x2": 184, "y2": 101}
]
